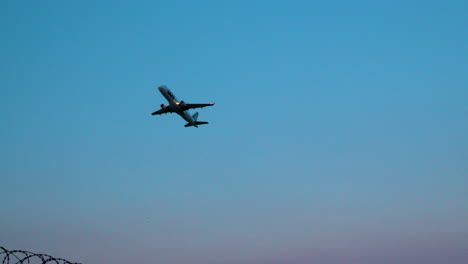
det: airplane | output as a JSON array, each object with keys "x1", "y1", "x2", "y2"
[{"x1": 151, "y1": 85, "x2": 215, "y2": 127}]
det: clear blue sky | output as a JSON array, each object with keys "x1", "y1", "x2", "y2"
[{"x1": 1, "y1": 1, "x2": 466, "y2": 263}]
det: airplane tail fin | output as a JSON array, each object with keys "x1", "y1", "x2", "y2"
[
  {"x1": 185, "y1": 112, "x2": 208, "y2": 127},
  {"x1": 184, "y1": 121, "x2": 208, "y2": 127}
]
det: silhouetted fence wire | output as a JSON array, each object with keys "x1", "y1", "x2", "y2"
[{"x1": 1, "y1": 247, "x2": 81, "y2": 264}]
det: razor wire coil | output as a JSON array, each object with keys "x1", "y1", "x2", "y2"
[{"x1": 1, "y1": 247, "x2": 81, "y2": 264}]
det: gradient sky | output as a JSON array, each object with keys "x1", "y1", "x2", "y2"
[{"x1": 1, "y1": 1, "x2": 467, "y2": 264}]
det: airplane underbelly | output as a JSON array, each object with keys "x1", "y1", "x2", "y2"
[
  {"x1": 168, "y1": 101, "x2": 193, "y2": 124},
  {"x1": 181, "y1": 111, "x2": 193, "y2": 123}
]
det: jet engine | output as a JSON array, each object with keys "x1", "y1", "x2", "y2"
[
  {"x1": 179, "y1": 100, "x2": 186, "y2": 106},
  {"x1": 160, "y1": 104, "x2": 166, "y2": 109}
]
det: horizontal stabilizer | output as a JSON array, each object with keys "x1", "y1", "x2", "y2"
[{"x1": 184, "y1": 121, "x2": 209, "y2": 127}]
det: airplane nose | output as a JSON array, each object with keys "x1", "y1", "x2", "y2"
[{"x1": 158, "y1": 85, "x2": 167, "y2": 91}]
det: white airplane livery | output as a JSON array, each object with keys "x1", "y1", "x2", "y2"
[{"x1": 151, "y1": 85, "x2": 215, "y2": 127}]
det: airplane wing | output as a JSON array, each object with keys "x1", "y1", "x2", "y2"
[
  {"x1": 151, "y1": 107, "x2": 175, "y2": 115},
  {"x1": 181, "y1": 103, "x2": 215, "y2": 111}
]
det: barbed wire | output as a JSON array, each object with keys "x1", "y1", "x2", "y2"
[{"x1": 0, "y1": 247, "x2": 81, "y2": 264}]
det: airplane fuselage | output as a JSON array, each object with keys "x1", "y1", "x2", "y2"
[{"x1": 158, "y1": 86, "x2": 196, "y2": 126}]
